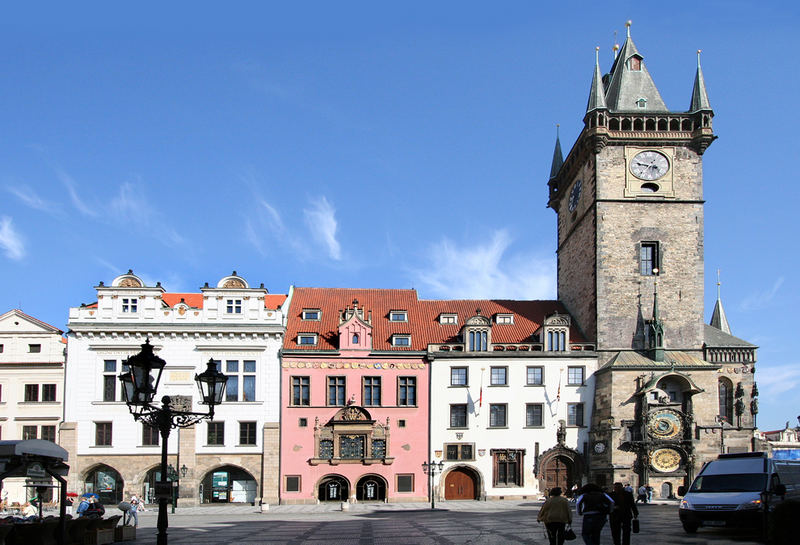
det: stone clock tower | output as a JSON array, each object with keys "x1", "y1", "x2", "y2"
[{"x1": 548, "y1": 23, "x2": 757, "y2": 496}]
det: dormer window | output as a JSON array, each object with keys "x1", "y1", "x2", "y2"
[
  {"x1": 392, "y1": 335, "x2": 411, "y2": 347},
  {"x1": 302, "y1": 309, "x2": 321, "y2": 321},
  {"x1": 463, "y1": 312, "x2": 492, "y2": 352},
  {"x1": 226, "y1": 299, "x2": 242, "y2": 314},
  {"x1": 298, "y1": 334, "x2": 318, "y2": 346},
  {"x1": 547, "y1": 330, "x2": 567, "y2": 351},
  {"x1": 352, "y1": 333, "x2": 360, "y2": 344},
  {"x1": 636, "y1": 97, "x2": 647, "y2": 109},
  {"x1": 122, "y1": 298, "x2": 138, "y2": 313},
  {"x1": 542, "y1": 312, "x2": 571, "y2": 352},
  {"x1": 389, "y1": 311, "x2": 407, "y2": 322},
  {"x1": 439, "y1": 314, "x2": 457, "y2": 325},
  {"x1": 495, "y1": 314, "x2": 514, "y2": 325},
  {"x1": 629, "y1": 56, "x2": 642, "y2": 71},
  {"x1": 468, "y1": 330, "x2": 488, "y2": 352}
]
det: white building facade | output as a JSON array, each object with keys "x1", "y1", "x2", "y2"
[
  {"x1": 428, "y1": 306, "x2": 598, "y2": 500},
  {"x1": 62, "y1": 271, "x2": 286, "y2": 506},
  {"x1": 0, "y1": 309, "x2": 66, "y2": 504}
]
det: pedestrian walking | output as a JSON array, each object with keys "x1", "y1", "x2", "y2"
[
  {"x1": 636, "y1": 485, "x2": 647, "y2": 504},
  {"x1": 538, "y1": 487, "x2": 573, "y2": 545},
  {"x1": 76, "y1": 496, "x2": 91, "y2": 517},
  {"x1": 646, "y1": 485, "x2": 653, "y2": 503},
  {"x1": 576, "y1": 483, "x2": 614, "y2": 545},
  {"x1": 609, "y1": 482, "x2": 639, "y2": 545},
  {"x1": 128, "y1": 494, "x2": 139, "y2": 527}
]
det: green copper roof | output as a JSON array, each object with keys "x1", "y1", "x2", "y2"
[
  {"x1": 689, "y1": 50, "x2": 712, "y2": 112},
  {"x1": 586, "y1": 48, "x2": 607, "y2": 113},
  {"x1": 604, "y1": 24, "x2": 668, "y2": 113},
  {"x1": 704, "y1": 324, "x2": 755, "y2": 348},
  {"x1": 549, "y1": 131, "x2": 564, "y2": 180},
  {"x1": 602, "y1": 350, "x2": 717, "y2": 369}
]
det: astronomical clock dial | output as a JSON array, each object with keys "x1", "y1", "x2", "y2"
[
  {"x1": 647, "y1": 409, "x2": 683, "y2": 440},
  {"x1": 630, "y1": 150, "x2": 669, "y2": 180},
  {"x1": 593, "y1": 441, "x2": 606, "y2": 454},
  {"x1": 568, "y1": 179, "x2": 582, "y2": 212},
  {"x1": 651, "y1": 448, "x2": 682, "y2": 473}
]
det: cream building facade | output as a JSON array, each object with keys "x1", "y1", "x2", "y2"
[
  {"x1": 62, "y1": 271, "x2": 286, "y2": 506},
  {"x1": 0, "y1": 309, "x2": 66, "y2": 504}
]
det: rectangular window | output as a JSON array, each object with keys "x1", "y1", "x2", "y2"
[
  {"x1": 95, "y1": 422, "x2": 112, "y2": 446},
  {"x1": 567, "y1": 403, "x2": 585, "y2": 427},
  {"x1": 40, "y1": 425, "x2": 56, "y2": 442},
  {"x1": 450, "y1": 404, "x2": 467, "y2": 428},
  {"x1": 0, "y1": 344, "x2": 3, "y2": 353},
  {"x1": 24, "y1": 384, "x2": 39, "y2": 402},
  {"x1": 396, "y1": 474, "x2": 414, "y2": 493},
  {"x1": 640, "y1": 242, "x2": 659, "y2": 275},
  {"x1": 226, "y1": 299, "x2": 242, "y2": 314},
  {"x1": 243, "y1": 360, "x2": 256, "y2": 401},
  {"x1": 302, "y1": 309, "x2": 320, "y2": 320},
  {"x1": 225, "y1": 360, "x2": 257, "y2": 402},
  {"x1": 490, "y1": 404, "x2": 507, "y2": 428},
  {"x1": 450, "y1": 367, "x2": 468, "y2": 386},
  {"x1": 319, "y1": 439, "x2": 333, "y2": 459},
  {"x1": 494, "y1": 450, "x2": 523, "y2": 487},
  {"x1": 495, "y1": 314, "x2": 514, "y2": 324},
  {"x1": 392, "y1": 335, "x2": 411, "y2": 347},
  {"x1": 207, "y1": 421, "x2": 225, "y2": 445},
  {"x1": 298, "y1": 418, "x2": 308, "y2": 427},
  {"x1": 23, "y1": 425, "x2": 37, "y2": 440},
  {"x1": 526, "y1": 366, "x2": 544, "y2": 385},
  {"x1": 526, "y1": 404, "x2": 544, "y2": 427},
  {"x1": 490, "y1": 367, "x2": 507, "y2": 386},
  {"x1": 372, "y1": 438, "x2": 386, "y2": 458},
  {"x1": 398, "y1": 376, "x2": 416, "y2": 406},
  {"x1": 292, "y1": 376, "x2": 310, "y2": 406},
  {"x1": 363, "y1": 377, "x2": 381, "y2": 406},
  {"x1": 468, "y1": 330, "x2": 488, "y2": 351},
  {"x1": 103, "y1": 360, "x2": 118, "y2": 401},
  {"x1": 439, "y1": 314, "x2": 457, "y2": 325},
  {"x1": 445, "y1": 443, "x2": 475, "y2": 461},
  {"x1": 547, "y1": 330, "x2": 566, "y2": 351},
  {"x1": 567, "y1": 366, "x2": 585, "y2": 385},
  {"x1": 327, "y1": 376, "x2": 346, "y2": 406},
  {"x1": 28, "y1": 344, "x2": 42, "y2": 353},
  {"x1": 285, "y1": 476, "x2": 301, "y2": 492},
  {"x1": 121, "y1": 298, "x2": 138, "y2": 313},
  {"x1": 42, "y1": 384, "x2": 56, "y2": 402},
  {"x1": 239, "y1": 421, "x2": 257, "y2": 445},
  {"x1": 298, "y1": 334, "x2": 317, "y2": 346},
  {"x1": 389, "y1": 310, "x2": 408, "y2": 322},
  {"x1": 142, "y1": 424, "x2": 160, "y2": 446},
  {"x1": 340, "y1": 435, "x2": 365, "y2": 459}
]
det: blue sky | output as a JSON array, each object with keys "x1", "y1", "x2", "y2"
[{"x1": 1, "y1": 2, "x2": 797, "y2": 431}]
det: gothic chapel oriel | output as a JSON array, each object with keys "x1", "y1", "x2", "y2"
[{"x1": 547, "y1": 23, "x2": 757, "y2": 493}]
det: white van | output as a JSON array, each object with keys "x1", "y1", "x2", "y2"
[{"x1": 678, "y1": 452, "x2": 800, "y2": 534}]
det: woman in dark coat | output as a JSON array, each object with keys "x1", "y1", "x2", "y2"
[{"x1": 609, "y1": 482, "x2": 639, "y2": 545}]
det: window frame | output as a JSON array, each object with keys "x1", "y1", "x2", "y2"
[
  {"x1": 362, "y1": 376, "x2": 381, "y2": 407},
  {"x1": 495, "y1": 313, "x2": 514, "y2": 325},
  {"x1": 397, "y1": 376, "x2": 417, "y2": 406},
  {"x1": 142, "y1": 424, "x2": 160, "y2": 446},
  {"x1": 489, "y1": 403, "x2": 508, "y2": 428},
  {"x1": 297, "y1": 333, "x2": 318, "y2": 346},
  {"x1": 526, "y1": 366, "x2": 544, "y2": 386},
  {"x1": 439, "y1": 313, "x2": 458, "y2": 325},
  {"x1": 40, "y1": 425, "x2": 56, "y2": 442},
  {"x1": 291, "y1": 376, "x2": 310, "y2": 406},
  {"x1": 467, "y1": 329, "x2": 489, "y2": 352},
  {"x1": 23, "y1": 425, "x2": 38, "y2": 440},
  {"x1": 121, "y1": 298, "x2": 138, "y2": 313},
  {"x1": 567, "y1": 366, "x2": 585, "y2": 386},
  {"x1": 327, "y1": 376, "x2": 346, "y2": 406},
  {"x1": 449, "y1": 404, "x2": 468, "y2": 429},
  {"x1": 24, "y1": 384, "x2": 39, "y2": 402},
  {"x1": 640, "y1": 241, "x2": 660, "y2": 276},
  {"x1": 239, "y1": 421, "x2": 257, "y2": 446},
  {"x1": 392, "y1": 334, "x2": 411, "y2": 347},
  {"x1": 444, "y1": 443, "x2": 475, "y2": 461},
  {"x1": 450, "y1": 367, "x2": 468, "y2": 387},
  {"x1": 567, "y1": 402, "x2": 585, "y2": 427},
  {"x1": 526, "y1": 403, "x2": 544, "y2": 427},
  {"x1": 490, "y1": 366, "x2": 508, "y2": 386},
  {"x1": 28, "y1": 344, "x2": 42, "y2": 353},
  {"x1": 225, "y1": 299, "x2": 243, "y2": 314},
  {"x1": 42, "y1": 383, "x2": 57, "y2": 402},
  {"x1": 396, "y1": 474, "x2": 414, "y2": 493},
  {"x1": 207, "y1": 421, "x2": 225, "y2": 446},
  {"x1": 285, "y1": 475, "x2": 301, "y2": 492},
  {"x1": 389, "y1": 310, "x2": 408, "y2": 322},
  {"x1": 301, "y1": 309, "x2": 321, "y2": 321},
  {"x1": 95, "y1": 422, "x2": 113, "y2": 446}
]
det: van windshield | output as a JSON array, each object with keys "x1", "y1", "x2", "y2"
[{"x1": 690, "y1": 474, "x2": 766, "y2": 493}]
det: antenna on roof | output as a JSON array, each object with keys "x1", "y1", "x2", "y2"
[{"x1": 613, "y1": 30, "x2": 619, "y2": 60}]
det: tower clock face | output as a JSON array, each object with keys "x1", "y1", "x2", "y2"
[
  {"x1": 568, "y1": 179, "x2": 582, "y2": 212},
  {"x1": 647, "y1": 409, "x2": 683, "y2": 440},
  {"x1": 651, "y1": 448, "x2": 681, "y2": 473},
  {"x1": 631, "y1": 151, "x2": 669, "y2": 180}
]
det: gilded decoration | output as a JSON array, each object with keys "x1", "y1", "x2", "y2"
[
  {"x1": 119, "y1": 277, "x2": 142, "y2": 288},
  {"x1": 650, "y1": 448, "x2": 681, "y2": 473},
  {"x1": 647, "y1": 409, "x2": 683, "y2": 440},
  {"x1": 222, "y1": 279, "x2": 245, "y2": 289}
]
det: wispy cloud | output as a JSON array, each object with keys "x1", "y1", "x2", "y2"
[
  {"x1": 304, "y1": 196, "x2": 341, "y2": 261},
  {"x1": 0, "y1": 216, "x2": 25, "y2": 260},
  {"x1": 110, "y1": 181, "x2": 185, "y2": 247},
  {"x1": 6, "y1": 184, "x2": 62, "y2": 214},
  {"x1": 413, "y1": 230, "x2": 556, "y2": 299},
  {"x1": 56, "y1": 168, "x2": 98, "y2": 217},
  {"x1": 740, "y1": 277, "x2": 784, "y2": 311},
  {"x1": 757, "y1": 362, "x2": 800, "y2": 397}
]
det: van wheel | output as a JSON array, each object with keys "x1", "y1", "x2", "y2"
[{"x1": 682, "y1": 523, "x2": 699, "y2": 534}]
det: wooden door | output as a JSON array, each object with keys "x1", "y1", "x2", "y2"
[
  {"x1": 444, "y1": 468, "x2": 476, "y2": 500},
  {"x1": 544, "y1": 456, "x2": 572, "y2": 492}
]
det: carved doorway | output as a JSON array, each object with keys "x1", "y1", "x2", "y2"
[
  {"x1": 356, "y1": 475, "x2": 386, "y2": 501},
  {"x1": 543, "y1": 455, "x2": 574, "y2": 493},
  {"x1": 444, "y1": 467, "x2": 478, "y2": 500},
  {"x1": 318, "y1": 475, "x2": 349, "y2": 502}
]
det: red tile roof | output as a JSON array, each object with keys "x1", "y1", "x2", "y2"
[{"x1": 284, "y1": 287, "x2": 584, "y2": 351}]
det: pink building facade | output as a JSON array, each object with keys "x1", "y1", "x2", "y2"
[{"x1": 280, "y1": 288, "x2": 430, "y2": 504}]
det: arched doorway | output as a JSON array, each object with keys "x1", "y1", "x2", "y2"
[
  {"x1": 661, "y1": 481, "x2": 672, "y2": 499},
  {"x1": 142, "y1": 466, "x2": 177, "y2": 505},
  {"x1": 84, "y1": 465, "x2": 124, "y2": 505},
  {"x1": 318, "y1": 475, "x2": 349, "y2": 501},
  {"x1": 444, "y1": 467, "x2": 479, "y2": 500},
  {"x1": 543, "y1": 456, "x2": 574, "y2": 494},
  {"x1": 356, "y1": 475, "x2": 386, "y2": 502},
  {"x1": 199, "y1": 466, "x2": 257, "y2": 504}
]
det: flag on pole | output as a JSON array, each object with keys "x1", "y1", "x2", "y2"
[
  {"x1": 479, "y1": 368, "x2": 484, "y2": 408},
  {"x1": 556, "y1": 374, "x2": 561, "y2": 402}
]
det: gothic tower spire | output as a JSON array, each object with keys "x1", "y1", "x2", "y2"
[
  {"x1": 710, "y1": 269, "x2": 732, "y2": 334},
  {"x1": 647, "y1": 276, "x2": 665, "y2": 362},
  {"x1": 604, "y1": 21, "x2": 668, "y2": 112},
  {"x1": 549, "y1": 125, "x2": 564, "y2": 181},
  {"x1": 586, "y1": 47, "x2": 608, "y2": 114},
  {"x1": 689, "y1": 49, "x2": 712, "y2": 112}
]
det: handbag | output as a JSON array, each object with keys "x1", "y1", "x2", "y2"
[
  {"x1": 632, "y1": 518, "x2": 640, "y2": 533},
  {"x1": 564, "y1": 526, "x2": 577, "y2": 541}
]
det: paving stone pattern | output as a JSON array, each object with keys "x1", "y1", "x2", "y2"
[{"x1": 122, "y1": 500, "x2": 765, "y2": 545}]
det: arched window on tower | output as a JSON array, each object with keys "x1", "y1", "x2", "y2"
[{"x1": 718, "y1": 378, "x2": 733, "y2": 424}]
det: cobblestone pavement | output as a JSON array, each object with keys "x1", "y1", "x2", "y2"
[{"x1": 126, "y1": 501, "x2": 764, "y2": 544}]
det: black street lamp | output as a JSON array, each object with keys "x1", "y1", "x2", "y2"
[
  {"x1": 166, "y1": 465, "x2": 178, "y2": 514},
  {"x1": 421, "y1": 460, "x2": 445, "y2": 510},
  {"x1": 119, "y1": 339, "x2": 227, "y2": 545}
]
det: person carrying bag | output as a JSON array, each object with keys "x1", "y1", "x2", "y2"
[
  {"x1": 610, "y1": 482, "x2": 639, "y2": 545},
  {"x1": 538, "y1": 487, "x2": 574, "y2": 545},
  {"x1": 576, "y1": 483, "x2": 614, "y2": 545}
]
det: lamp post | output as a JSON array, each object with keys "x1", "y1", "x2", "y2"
[
  {"x1": 421, "y1": 460, "x2": 444, "y2": 510},
  {"x1": 119, "y1": 340, "x2": 227, "y2": 545},
  {"x1": 166, "y1": 465, "x2": 178, "y2": 514}
]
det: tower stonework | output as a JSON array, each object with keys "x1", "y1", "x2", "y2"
[{"x1": 549, "y1": 26, "x2": 757, "y2": 496}]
